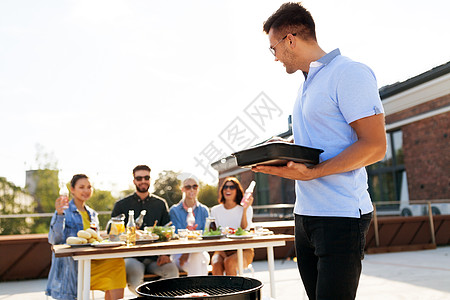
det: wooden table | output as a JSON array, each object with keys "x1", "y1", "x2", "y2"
[{"x1": 53, "y1": 234, "x2": 294, "y2": 299}]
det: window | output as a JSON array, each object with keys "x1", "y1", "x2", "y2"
[
  {"x1": 255, "y1": 173, "x2": 270, "y2": 206},
  {"x1": 367, "y1": 130, "x2": 405, "y2": 211}
]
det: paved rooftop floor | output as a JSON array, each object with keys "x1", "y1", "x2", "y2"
[{"x1": 1, "y1": 246, "x2": 449, "y2": 300}]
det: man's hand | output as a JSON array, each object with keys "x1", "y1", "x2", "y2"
[
  {"x1": 253, "y1": 114, "x2": 386, "y2": 180},
  {"x1": 186, "y1": 224, "x2": 198, "y2": 231},
  {"x1": 157, "y1": 255, "x2": 171, "y2": 266},
  {"x1": 179, "y1": 253, "x2": 189, "y2": 267},
  {"x1": 252, "y1": 161, "x2": 319, "y2": 181}
]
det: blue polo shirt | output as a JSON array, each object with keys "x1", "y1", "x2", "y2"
[{"x1": 292, "y1": 49, "x2": 384, "y2": 218}]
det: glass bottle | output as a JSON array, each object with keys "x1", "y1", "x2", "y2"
[
  {"x1": 59, "y1": 181, "x2": 69, "y2": 211},
  {"x1": 135, "y1": 210, "x2": 146, "y2": 229},
  {"x1": 205, "y1": 217, "x2": 217, "y2": 232},
  {"x1": 186, "y1": 207, "x2": 195, "y2": 229},
  {"x1": 126, "y1": 210, "x2": 136, "y2": 246},
  {"x1": 240, "y1": 181, "x2": 256, "y2": 206}
]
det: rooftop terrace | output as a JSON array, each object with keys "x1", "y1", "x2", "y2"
[{"x1": 1, "y1": 246, "x2": 449, "y2": 300}]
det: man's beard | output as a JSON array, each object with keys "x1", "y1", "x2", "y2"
[{"x1": 135, "y1": 183, "x2": 149, "y2": 193}]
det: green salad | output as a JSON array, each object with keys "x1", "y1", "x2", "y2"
[
  {"x1": 234, "y1": 227, "x2": 250, "y2": 236},
  {"x1": 147, "y1": 226, "x2": 174, "y2": 241},
  {"x1": 203, "y1": 227, "x2": 222, "y2": 236}
]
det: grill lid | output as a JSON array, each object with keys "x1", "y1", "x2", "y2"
[{"x1": 136, "y1": 276, "x2": 263, "y2": 299}]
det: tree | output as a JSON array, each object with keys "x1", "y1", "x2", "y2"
[
  {"x1": 0, "y1": 177, "x2": 34, "y2": 235},
  {"x1": 87, "y1": 189, "x2": 118, "y2": 230},
  {"x1": 153, "y1": 170, "x2": 182, "y2": 207},
  {"x1": 119, "y1": 186, "x2": 135, "y2": 199},
  {"x1": 198, "y1": 182, "x2": 218, "y2": 208},
  {"x1": 29, "y1": 169, "x2": 59, "y2": 213},
  {"x1": 26, "y1": 144, "x2": 60, "y2": 213},
  {"x1": 24, "y1": 145, "x2": 60, "y2": 233}
]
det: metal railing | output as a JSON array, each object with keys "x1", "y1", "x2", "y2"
[
  {"x1": 3, "y1": 200, "x2": 449, "y2": 220},
  {"x1": 0, "y1": 205, "x2": 296, "y2": 221},
  {"x1": 371, "y1": 199, "x2": 450, "y2": 247}
]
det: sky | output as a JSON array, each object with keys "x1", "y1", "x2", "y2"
[{"x1": 1, "y1": 0, "x2": 449, "y2": 195}]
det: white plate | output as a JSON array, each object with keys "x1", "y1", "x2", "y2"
[
  {"x1": 136, "y1": 238, "x2": 158, "y2": 244},
  {"x1": 201, "y1": 234, "x2": 226, "y2": 240},
  {"x1": 92, "y1": 241, "x2": 125, "y2": 247},
  {"x1": 227, "y1": 234, "x2": 256, "y2": 239}
]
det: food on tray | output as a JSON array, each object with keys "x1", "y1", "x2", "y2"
[
  {"x1": 77, "y1": 230, "x2": 91, "y2": 239},
  {"x1": 186, "y1": 230, "x2": 203, "y2": 240},
  {"x1": 221, "y1": 227, "x2": 236, "y2": 235},
  {"x1": 66, "y1": 229, "x2": 103, "y2": 245},
  {"x1": 136, "y1": 230, "x2": 159, "y2": 241},
  {"x1": 86, "y1": 228, "x2": 98, "y2": 239},
  {"x1": 144, "y1": 226, "x2": 174, "y2": 242},
  {"x1": 66, "y1": 236, "x2": 87, "y2": 245}
]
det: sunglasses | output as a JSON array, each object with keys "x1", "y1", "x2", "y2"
[
  {"x1": 135, "y1": 175, "x2": 150, "y2": 181},
  {"x1": 184, "y1": 184, "x2": 199, "y2": 190},
  {"x1": 223, "y1": 185, "x2": 236, "y2": 190}
]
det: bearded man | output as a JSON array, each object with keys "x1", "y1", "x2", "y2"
[{"x1": 111, "y1": 165, "x2": 179, "y2": 294}]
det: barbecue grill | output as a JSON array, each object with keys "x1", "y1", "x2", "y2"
[{"x1": 135, "y1": 276, "x2": 263, "y2": 299}]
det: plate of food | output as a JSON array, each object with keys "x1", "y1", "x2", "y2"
[
  {"x1": 201, "y1": 228, "x2": 225, "y2": 240},
  {"x1": 201, "y1": 234, "x2": 227, "y2": 240},
  {"x1": 186, "y1": 230, "x2": 203, "y2": 240},
  {"x1": 136, "y1": 230, "x2": 159, "y2": 244},
  {"x1": 144, "y1": 226, "x2": 175, "y2": 242},
  {"x1": 91, "y1": 241, "x2": 125, "y2": 248},
  {"x1": 226, "y1": 227, "x2": 255, "y2": 239},
  {"x1": 66, "y1": 229, "x2": 104, "y2": 247},
  {"x1": 227, "y1": 234, "x2": 256, "y2": 239}
]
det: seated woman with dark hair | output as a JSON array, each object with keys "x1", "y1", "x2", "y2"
[{"x1": 210, "y1": 177, "x2": 254, "y2": 275}]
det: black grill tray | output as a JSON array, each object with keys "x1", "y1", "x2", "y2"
[{"x1": 232, "y1": 142, "x2": 323, "y2": 167}]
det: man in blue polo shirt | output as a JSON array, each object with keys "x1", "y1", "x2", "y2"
[{"x1": 253, "y1": 3, "x2": 387, "y2": 299}]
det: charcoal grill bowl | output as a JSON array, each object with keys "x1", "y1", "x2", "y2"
[
  {"x1": 136, "y1": 276, "x2": 263, "y2": 300},
  {"x1": 232, "y1": 142, "x2": 323, "y2": 167}
]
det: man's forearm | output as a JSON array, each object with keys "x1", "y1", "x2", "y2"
[
  {"x1": 253, "y1": 114, "x2": 386, "y2": 181},
  {"x1": 311, "y1": 136, "x2": 386, "y2": 178}
]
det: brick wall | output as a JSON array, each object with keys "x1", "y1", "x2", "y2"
[
  {"x1": 385, "y1": 94, "x2": 450, "y2": 124},
  {"x1": 402, "y1": 113, "x2": 450, "y2": 199}
]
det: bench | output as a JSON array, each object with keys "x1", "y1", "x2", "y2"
[
  {"x1": 143, "y1": 271, "x2": 188, "y2": 281},
  {"x1": 143, "y1": 264, "x2": 255, "y2": 281}
]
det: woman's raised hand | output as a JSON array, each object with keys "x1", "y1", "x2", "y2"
[
  {"x1": 55, "y1": 196, "x2": 69, "y2": 215},
  {"x1": 242, "y1": 195, "x2": 254, "y2": 209}
]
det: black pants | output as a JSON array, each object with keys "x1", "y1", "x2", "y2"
[{"x1": 294, "y1": 213, "x2": 372, "y2": 300}]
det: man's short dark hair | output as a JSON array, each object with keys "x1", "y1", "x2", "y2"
[
  {"x1": 133, "y1": 165, "x2": 151, "y2": 176},
  {"x1": 263, "y1": 2, "x2": 316, "y2": 41}
]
